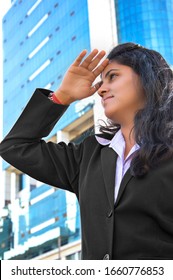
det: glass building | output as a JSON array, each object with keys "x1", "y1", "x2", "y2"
[
  {"x1": 1, "y1": 0, "x2": 116, "y2": 260},
  {"x1": 115, "y1": 0, "x2": 173, "y2": 65},
  {"x1": 2, "y1": 0, "x2": 91, "y2": 141},
  {"x1": 1, "y1": 0, "x2": 91, "y2": 260}
]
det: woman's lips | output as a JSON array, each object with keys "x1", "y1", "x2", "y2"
[
  {"x1": 104, "y1": 96, "x2": 113, "y2": 101},
  {"x1": 103, "y1": 95, "x2": 114, "y2": 102},
  {"x1": 102, "y1": 95, "x2": 114, "y2": 106}
]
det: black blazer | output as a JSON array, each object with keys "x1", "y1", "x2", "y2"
[{"x1": 0, "y1": 88, "x2": 173, "y2": 260}]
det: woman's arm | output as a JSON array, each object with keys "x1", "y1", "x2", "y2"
[
  {"x1": 0, "y1": 89, "x2": 83, "y2": 193},
  {"x1": 0, "y1": 50, "x2": 108, "y2": 193}
]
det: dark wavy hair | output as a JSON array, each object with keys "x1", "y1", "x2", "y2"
[{"x1": 99, "y1": 42, "x2": 173, "y2": 177}]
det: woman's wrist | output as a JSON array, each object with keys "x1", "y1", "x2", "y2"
[
  {"x1": 53, "y1": 89, "x2": 74, "y2": 105},
  {"x1": 48, "y1": 93, "x2": 62, "y2": 104}
]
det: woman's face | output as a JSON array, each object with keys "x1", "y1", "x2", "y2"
[{"x1": 98, "y1": 61, "x2": 145, "y2": 125}]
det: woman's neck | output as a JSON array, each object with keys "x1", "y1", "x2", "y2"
[{"x1": 121, "y1": 125, "x2": 136, "y2": 159}]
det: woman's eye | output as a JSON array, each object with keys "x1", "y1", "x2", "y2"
[{"x1": 109, "y1": 73, "x2": 117, "y2": 80}]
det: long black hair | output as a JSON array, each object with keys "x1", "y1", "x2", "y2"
[{"x1": 99, "y1": 42, "x2": 173, "y2": 177}]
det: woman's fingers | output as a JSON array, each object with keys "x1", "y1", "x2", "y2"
[
  {"x1": 87, "y1": 50, "x2": 106, "y2": 71},
  {"x1": 93, "y1": 58, "x2": 109, "y2": 77},
  {"x1": 72, "y1": 50, "x2": 88, "y2": 66},
  {"x1": 80, "y1": 49, "x2": 99, "y2": 68},
  {"x1": 72, "y1": 49, "x2": 107, "y2": 71}
]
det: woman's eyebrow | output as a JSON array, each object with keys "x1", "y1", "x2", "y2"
[{"x1": 100, "y1": 68, "x2": 120, "y2": 80}]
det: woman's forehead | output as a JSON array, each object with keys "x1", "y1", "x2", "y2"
[
  {"x1": 101, "y1": 61, "x2": 131, "y2": 79},
  {"x1": 101, "y1": 61, "x2": 121, "y2": 78}
]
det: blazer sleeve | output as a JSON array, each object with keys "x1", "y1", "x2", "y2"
[{"x1": 0, "y1": 88, "x2": 84, "y2": 195}]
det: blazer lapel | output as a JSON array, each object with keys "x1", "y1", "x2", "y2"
[
  {"x1": 114, "y1": 168, "x2": 133, "y2": 207},
  {"x1": 101, "y1": 146, "x2": 134, "y2": 208},
  {"x1": 101, "y1": 146, "x2": 117, "y2": 208}
]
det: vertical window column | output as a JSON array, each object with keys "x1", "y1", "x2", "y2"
[
  {"x1": 10, "y1": 172, "x2": 19, "y2": 249},
  {"x1": 0, "y1": 171, "x2": 6, "y2": 209},
  {"x1": 4, "y1": 171, "x2": 12, "y2": 206},
  {"x1": 19, "y1": 175, "x2": 30, "y2": 236}
]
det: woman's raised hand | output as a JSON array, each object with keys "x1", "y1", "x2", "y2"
[{"x1": 54, "y1": 49, "x2": 109, "y2": 105}]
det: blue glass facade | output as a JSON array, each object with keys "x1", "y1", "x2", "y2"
[
  {"x1": 0, "y1": 217, "x2": 12, "y2": 259},
  {"x1": 2, "y1": 0, "x2": 90, "y2": 259},
  {"x1": 18, "y1": 183, "x2": 80, "y2": 244},
  {"x1": 115, "y1": 0, "x2": 173, "y2": 65},
  {"x1": 3, "y1": 0, "x2": 90, "y2": 148}
]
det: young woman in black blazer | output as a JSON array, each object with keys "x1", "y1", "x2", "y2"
[{"x1": 1, "y1": 43, "x2": 173, "y2": 260}]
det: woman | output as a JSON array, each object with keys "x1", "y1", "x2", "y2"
[{"x1": 0, "y1": 42, "x2": 173, "y2": 260}]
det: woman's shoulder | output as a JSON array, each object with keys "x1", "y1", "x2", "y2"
[{"x1": 81, "y1": 133, "x2": 114, "y2": 148}]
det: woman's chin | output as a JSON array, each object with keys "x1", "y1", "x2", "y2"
[{"x1": 104, "y1": 108, "x2": 118, "y2": 121}]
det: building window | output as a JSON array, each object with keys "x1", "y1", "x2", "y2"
[
  {"x1": 21, "y1": 232, "x2": 25, "y2": 238},
  {"x1": 66, "y1": 251, "x2": 81, "y2": 260},
  {"x1": 15, "y1": 174, "x2": 24, "y2": 193},
  {"x1": 30, "y1": 178, "x2": 37, "y2": 191},
  {"x1": 57, "y1": 75, "x2": 62, "y2": 80},
  {"x1": 55, "y1": 26, "x2": 60, "y2": 32},
  {"x1": 71, "y1": 36, "x2": 76, "y2": 41},
  {"x1": 30, "y1": 184, "x2": 36, "y2": 191},
  {"x1": 26, "y1": 0, "x2": 42, "y2": 17},
  {"x1": 19, "y1": 174, "x2": 24, "y2": 191},
  {"x1": 30, "y1": 188, "x2": 54, "y2": 205},
  {"x1": 28, "y1": 59, "x2": 51, "y2": 81},
  {"x1": 28, "y1": 36, "x2": 50, "y2": 59},
  {"x1": 27, "y1": 13, "x2": 49, "y2": 38},
  {"x1": 30, "y1": 218, "x2": 55, "y2": 234}
]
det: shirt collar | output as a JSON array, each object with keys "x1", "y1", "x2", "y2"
[{"x1": 95, "y1": 130, "x2": 140, "y2": 161}]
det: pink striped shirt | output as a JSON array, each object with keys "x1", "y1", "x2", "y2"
[{"x1": 96, "y1": 130, "x2": 140, "y2": 202}]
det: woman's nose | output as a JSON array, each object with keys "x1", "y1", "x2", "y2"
[{"x1": 97, "y1": 82, "x2": 109, "y2": 97}]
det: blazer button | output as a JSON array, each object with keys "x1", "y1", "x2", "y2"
[
  {"x1": 107, "y1": 210, "x2": 113, "y2": 218},
  {"x1": 103, "y1": 254, "x2": 110, "y2": 260}
]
